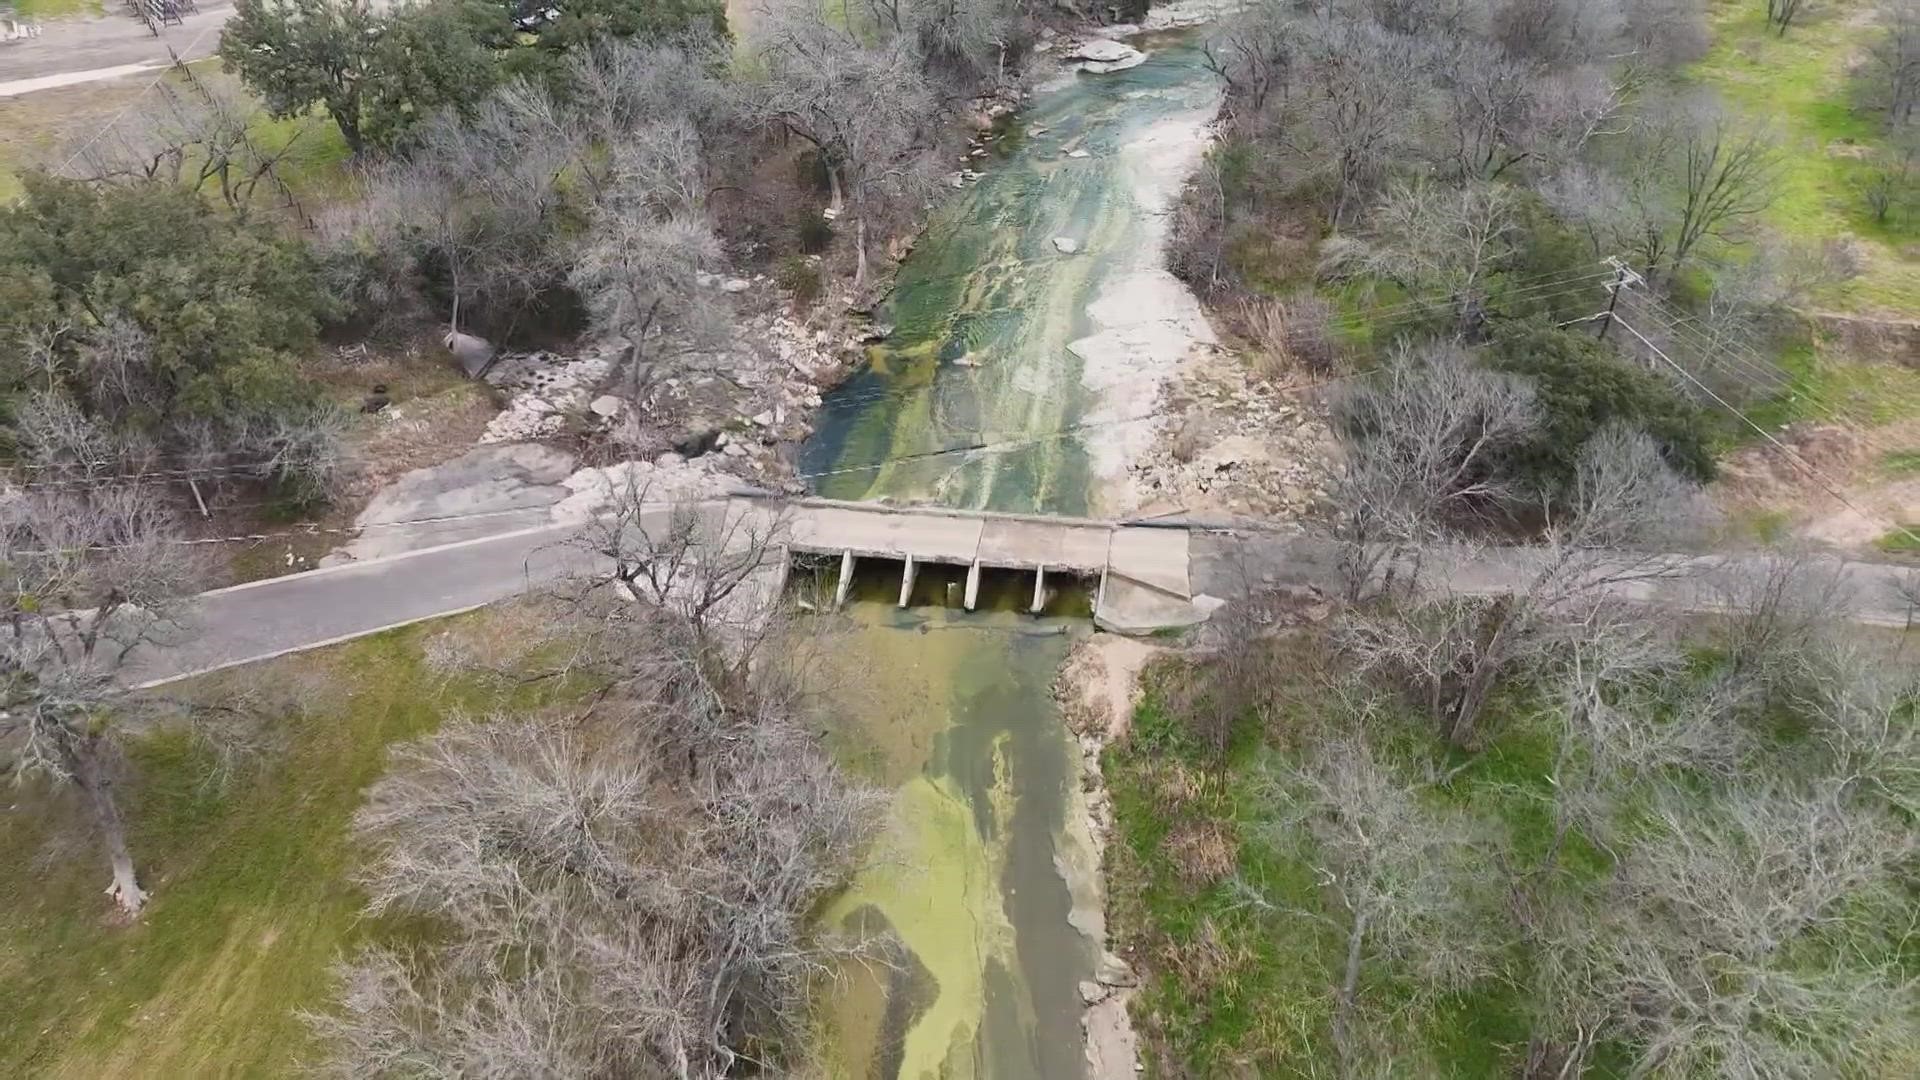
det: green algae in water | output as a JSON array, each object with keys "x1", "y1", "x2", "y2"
[
  {"x1": 812, "y1": 604, "x2": 1087, "y2": 1080},
  {"x1": 800, "y1": 35, "x2": 1223, "y2": 516},
  {"x1": 802, "y1": 32, "x2": 1222, "y2": 1080}
]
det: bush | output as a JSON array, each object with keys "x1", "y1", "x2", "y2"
[
  {"x1": 1486, "y1": 318, "x2": 1716, "y2": 492},
  {"x1": 794, "y1": 211, "x2": 834, "y2": 255},
  {"x1": 0, "y1": 174, "x2": 331, "y2": 425},
  {"x1": 776, "y1": 255, "x2": 822, "y2": 305}
]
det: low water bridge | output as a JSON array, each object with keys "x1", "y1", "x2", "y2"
[
  {"x1": 126, "y1": 497, "x2": 1213, "y2": 688},
  {"x1": 779, "y1": 499, "x2": 1201, "y2": 627}
]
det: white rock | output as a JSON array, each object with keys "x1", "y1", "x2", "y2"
[
  {"x1": 1069, "y1": 40, "x2": 1147, "y2": 73},
  {"x1": 721, "y1": 278, "x2": 751, "y2": 293},
  {"x1": 751, "y1": 410, "x2": 775, "y2": 427},
  {"x1": 589, "y1": 394, "x2": 625, "y2": 418},
  {"x1": 1053, "y1": 236, "x2": 1080, "y2": 254},
  {"x1": 1068, "y1": 148, "x2": 1091, "y2": 159},
  {"x1": 1070, "y1": 39, "x2": 1138, "y2": 63}
]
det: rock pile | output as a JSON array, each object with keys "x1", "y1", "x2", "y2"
[
  {"x1": 1065, "y1": 39, "x2": 1147, "y2": 74},
  {"x1": 477, "y1": 282, "x2": 861, "y2": 491},
  {"x1": 481, "y1": 349, "x2": 617, "y2": 443},
  {"x1": 1129, "y1": 348, "x2": 1333, "y2": 521}
]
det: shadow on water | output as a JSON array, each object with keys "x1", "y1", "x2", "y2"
[{"x1": 797, "y1": 31, "x2": 1218, "y2": 1080}]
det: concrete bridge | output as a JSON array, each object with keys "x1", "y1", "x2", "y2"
[
  {"x1": 121, "y1": 492, "x2": 1920, "y2": 689},
  {"x1": 125, "y1": 497, "x2": 1215, "y2": 688},
  {"x1": 779, "y1": 499, "x2": 1203, "y2": 628}
]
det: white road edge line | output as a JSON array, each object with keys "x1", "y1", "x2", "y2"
[{"x1": 130, "y1": 601, "x2": 497, "y2": 690}]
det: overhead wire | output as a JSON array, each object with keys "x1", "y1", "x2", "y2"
[{"x1": 1610, "y1": 314, "x2": 1920, "y2": 548}]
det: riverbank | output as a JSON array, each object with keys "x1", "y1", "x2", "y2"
[{"x1": 1055, "y1": 634, "x2": 1163, "y2": 1077}]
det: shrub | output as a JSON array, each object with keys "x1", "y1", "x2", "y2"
[
  {"x1": 1486, "y1": 318, "x2": 1716, "y2": 492},
  {"x1": 794, "y1": 211, "x2": 834, "y2": 255},
  {"x1": 776, "y1": 255, "x2": 822, "y2": 305}
]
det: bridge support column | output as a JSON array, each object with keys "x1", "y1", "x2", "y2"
[
  {"x1": 964, "y1": 559, "x2": 982, "y2": 611},
  {"x1": 898, "y1": 554, "x2": 917, "y2": 608},
  {"x1": 1030, "y1": 565, "x2": 1046, "y2": 615},
  {"x1": 834, "y1": 550, "x2": 855, "y2": 609}
]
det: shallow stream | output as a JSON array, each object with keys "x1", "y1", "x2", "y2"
[{"x1": 800, "y1": 34, "x2": 1220, "y2": 1079}]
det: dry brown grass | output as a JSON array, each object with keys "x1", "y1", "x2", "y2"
[{"x1": 1166, "y1": 819, "x2": 1239, "y2": 886}]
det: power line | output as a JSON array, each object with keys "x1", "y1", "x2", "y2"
[
  {"x1": 1613, "y1": 289, "x2": 1920, "y2": 477},
  {"x1": 1610, "y1": 313, "x2": 1920, "y2": 548},
  {"x1": 52, "y1": 18, "x2": 226, "y2": 179}
]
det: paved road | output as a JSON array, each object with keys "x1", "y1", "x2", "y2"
[
  {"x1": 1194, "y1": 532, "x2": 1920, "y2": 629},
  {"x1": 0, "y1": 6, "x2": 231, "y2": 96},
  {"x1": 123, "y1": 500, "x2": 1920, "y2": 689},
  {"x1": 124, "y1": 498, "x2": 1203, "y2": 685},
  {"x1": 124, "y1": 523, "x2": 590, "y2": 687}
]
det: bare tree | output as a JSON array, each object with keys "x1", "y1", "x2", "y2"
[
  {"x1": 1341, "y1": 425, "x2": 1704, "y2": 748},
  {"x1": 562, "y1": 475, "x2": 791, "y2": 654},
  {"x1": 1860, "y1": 0, "x2": 1920, "y2": 127},
  {"x1": 1321, "y1": 179, "x2": 1519, "y2": 332},
  {"x1": 1765, "y1": 0, "x2": 1811, "y2": 36},
  {"x1": 1324, "y1": 340, "x2": 1541, "y2": 601},
  {"x1": 1544, "y1": 781, "x2": 1917, "y2": 1078},
  {"x1": 1700, "y1": 549, "x2": 1854, "y2": 699},
  {"x1": 365, "y1": 83, "x2": 578, "y2": 340},
  {"x1": 1251, "y1": 713, "x2": 1508, "y2": 1075},
  {"x1": 569, "y1": 124, "x2": 727, "y2": 406},
  {"x1": 1619, "y1": 0, "x2": 1711, "y2": 68},
  {"x1": 1290, "y1": 14, "x2": 1431, "y2": 227},
  {"x1": 0, "y1": 485, "x2": 203, "y2": 913},
  {"x1": 753, "y1": 10, "x2": 941, "y2": 289},
  {"x1": 1548, "y1": 99, "x2": 1778, "y2": 281},
  {"x1": 66, "y1": 76, "x2": 319, "y2": 213},
  {"x1": 1202, "y1": 0, "x2": 1295, "y2": 115},
  {"x1": 1857, "y1": 127, "x2": 1919, "y2": 224},
  {"x1": 313, "y1": 580, "x2": 881, "y2": 1077}
]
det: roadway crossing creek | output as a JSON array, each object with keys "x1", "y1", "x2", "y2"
[{"x1": 799, "y1": 29, "x2": 1222, "y2": 1080}]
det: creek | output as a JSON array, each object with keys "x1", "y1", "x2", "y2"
[{"x1": 799, "y1": 31, "x2": 1221, "y2": 1080}]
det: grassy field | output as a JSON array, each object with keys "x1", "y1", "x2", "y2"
[
  {"x1": 1107, "y1": 645, "x2": 1547, "y2": 1077},
  {"x1": 8, "y1": 0, "x2": 104, "y2": 19},
  {"x1": 1690, "y1": 1, "x2": 1920, "y2": 439},
  {"x1": 0, "y1": 610, "x2": 559, "y2": 1078},
  {"x1": 0, "y1": 64, "x2": 354, "y2": 208},
  {"x1": 1694, "y1": 0, "x2": 1920, "y2": 315}
]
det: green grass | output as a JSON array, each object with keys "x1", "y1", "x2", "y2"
[
  {"x1": 2, "y1": 66, "x2": 355, "y2": 211},
  {"x1": 7, "y1": 0, "x2": 103, "y2": 19},
  {"x1": 0, "y1": 612, "x2": 562, "y2": 1078},
  {"x1": 1744, "y1": 336, "x2": 1920, "y2": 430},
  {"x1": 1875, "y1": 523, "x2": 1920, "y2": 552},
  {"x1": 1880, "y1": 449, "x2": 1920, "y2": 475},
  {"x1": 1692, "y1": 0, "x2": 1920, "y2": 316}
]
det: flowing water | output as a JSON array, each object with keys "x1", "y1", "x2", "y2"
[{"x1": 800, "y1": 33, "x2": 1221, "y2": 1080}]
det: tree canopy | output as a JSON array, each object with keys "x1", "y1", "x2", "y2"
[
  {"x1": 0, "y1": 173, "x2": 330, "y2": 428},
  {"x1": 1487, "y1": 318, "x2": 1716, "y2": 492}
]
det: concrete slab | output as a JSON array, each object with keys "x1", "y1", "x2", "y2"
[
  {"x1": 1106, "y1": 527, "x2": 1191, "y2": 598},
  {"x1": 977, "y1": 518, "x2": 1112, "y2": 571},
  {"x1": 1094, "y1": 574, "x2": 1208, "y2": 635},
  {"x1": 785, "y1": 504, "x2": 984, "y2": 564}
]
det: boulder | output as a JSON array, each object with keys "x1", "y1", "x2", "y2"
[
  {"x1": 1068, "y1": 40, "x2": 1147, "y2": 74},
  {"x1": 1053, "y1": 236, "x2": 1080, "y2": 254},
  {"x1": 721, "y1": 278, "x2": 752, "y2": 294},
  {"x1": 589, "y1": 394, "x2": 625, "y2": 418}
]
